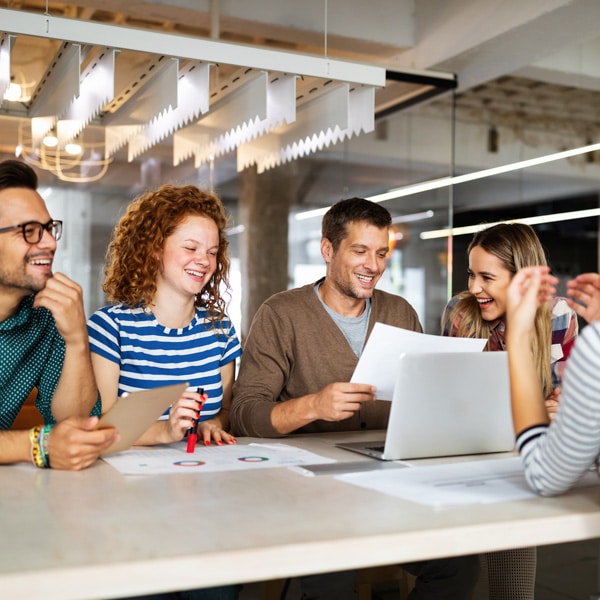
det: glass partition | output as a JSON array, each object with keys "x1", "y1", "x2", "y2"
[{"x1": 44, "y1": 85, "x2": 600, "y2": 337}]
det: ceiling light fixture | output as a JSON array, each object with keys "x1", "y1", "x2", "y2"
[
  {"x1": 42, "y1": 131, "x2": 58, "y2": 148},
  {"x1": 64, "y1": 141, "x2": 82, "y2": 156},
  {"x1": 0, "y1": 8, "x2": 384, "y2": 86},
  {"x1": 174, "y1": 70, "x2": 296, "y2": 169},
  {"x1": 420, "y1": 207, "x2": 600, "y2": 240},
  {"x1": 295, "y1": 140, "x2": 600, "y2": 221},
  {"x1": 17, "y1": 121, "x2": 111, "y2": 183},
  {"x1": 3, "y1": 81, "x2": 21, "y2": 101},
  {"x1": 238, "y1": 83, "x2": 374, "y2": 173},
  {"x1": 1, "y1": 7, "x2": 386, "y2": 180}
]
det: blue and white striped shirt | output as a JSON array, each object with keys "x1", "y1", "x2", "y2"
[
  {"x1": 516, "y1": 321, "x2": 600, "y2": 496},
  {"x1": 87, "y1": 305, "x2": 241, "y2": 421}
]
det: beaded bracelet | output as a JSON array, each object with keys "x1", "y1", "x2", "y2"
[
  {"x1": 29, "y1": 425, "x2": 45, "y2": 468},
  {"x1": 39, "y1": 424, "x2": 52, "y2": 468}
]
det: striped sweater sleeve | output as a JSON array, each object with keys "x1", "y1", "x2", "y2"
[{"x1": 516, "y1": 322, "x2": 600, "y2": 495}]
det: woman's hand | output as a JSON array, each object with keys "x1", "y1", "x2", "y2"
[
  {"x1": 566, "y1": 273, "x2": 600, "y2": 323},
  {"x1": 506, "y1": 266, "x2": 557, "y2": 340},
  {"x1": 197, "y1": 418, "x2": 237, "y2": 446},
  {"x1": 165, "y1": 390, "x2": 204, "y2": 443},
  {"x1": 544, "y1": 387, "x2": 560, "y2": 421}
]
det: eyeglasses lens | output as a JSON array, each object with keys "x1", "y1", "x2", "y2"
[{"x1": 23, "y1": 221, "x2": 62, "y2": 244}]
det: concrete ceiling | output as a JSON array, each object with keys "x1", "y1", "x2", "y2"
[{"x1": 2, "y1": 0, "x2": 600, "y2": 221}]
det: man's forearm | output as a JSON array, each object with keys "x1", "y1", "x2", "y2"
[
  {"x1": 0, "y1": 430, "x2": 32, "y2": 465},
  {"x1": 51, "y1": 341, "x2": 98, "y2": 421},
  {"x1": 270, "y1": 394, "x2": 319, "y2": 434}
]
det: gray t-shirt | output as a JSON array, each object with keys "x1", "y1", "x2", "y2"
[{"x1": 315, "y1": 284, "x2": 371, "y2": 357}]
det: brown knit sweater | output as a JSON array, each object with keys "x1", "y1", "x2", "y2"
[{"x1": 231, "y1": 280, "x2": 422, "y2": 437}]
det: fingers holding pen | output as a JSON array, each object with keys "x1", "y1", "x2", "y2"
[
  {"x1": 168, "y1": 391, "x2": 205, "y2": 441},
  {"x1": 174, "y1": 389, "x2": 238, "y2": 448}
]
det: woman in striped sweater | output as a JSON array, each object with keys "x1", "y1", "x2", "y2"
[
  {"x1": 441, "y1": 223, "x2": 579, "y2": 600},
  {"x1": 507, "y1": 268, "x2": 600, "y2": 496},
  {"x1": 87, "y1": 184, "x2": 242, "y2": 448}
]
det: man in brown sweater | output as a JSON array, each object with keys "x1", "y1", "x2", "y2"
[{"x1": 231, "y1": 198, "x2": 480, "y2": 599}]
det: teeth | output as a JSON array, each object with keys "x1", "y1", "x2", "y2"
[
  {"x1": 186, "y1": 269, "x2": 204, "y2": 278},
  {"x1": 477, "y1": 298, "x2": 492, "y2": 304},
  {"x1": 29, "y1": 259, "x2": 51, "y2": 265},
  {"x1": 356, "y1": 274, "x2": 374, "y2": 282}
]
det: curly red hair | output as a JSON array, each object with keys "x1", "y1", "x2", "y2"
[{"x1": 103, "y1": 184, "x2": 231, "y2": 325}]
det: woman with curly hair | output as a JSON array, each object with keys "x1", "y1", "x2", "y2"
[
  {"x1": 87, "y1": 184, "x2": 241, "y2": 448},
  {"x1": 441, "y1": 222, "x2": 578, "y2": 600}
]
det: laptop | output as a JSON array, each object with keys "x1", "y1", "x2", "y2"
[
  {"x1": 97, "y1": 382, "x2": 188, "y2": 456},
  {"x1": 336, "y1": 352, "x2": 515, "y2": 461}
]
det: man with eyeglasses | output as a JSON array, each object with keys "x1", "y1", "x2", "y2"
[{"x1": 0, "y1": 159, "x2": 118, "y2": 469}]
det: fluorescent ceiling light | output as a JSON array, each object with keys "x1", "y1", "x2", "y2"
[
  {"x1": 374, "y1": 141, "x2": 600, "y2": 205},
  {"x1": 295, "y1": 140, "x2": 600, "y2": 221},
  {"x1": 420, "y1": 207, "x2": 600, "y2": 240},
  {"x1": 392, "y1": 210, "x2": 434, "y2": 224}
]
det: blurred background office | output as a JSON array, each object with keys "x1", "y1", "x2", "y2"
[{"x1": 2, "y1": 0, "x2": 600, "y2": 336}]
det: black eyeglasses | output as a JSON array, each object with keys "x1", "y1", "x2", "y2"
[{"x1": 0, "y1": 219, "x2": 63, "y2": 244}]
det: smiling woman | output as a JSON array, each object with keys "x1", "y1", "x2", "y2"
[
  {"x1": 441, "y1": 222, "x2": 577, "y2": 401},
  {"x1": 86, "y1": 184, "x2": 242, "y2": 449}
]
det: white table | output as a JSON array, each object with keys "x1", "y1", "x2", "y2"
[{"x1": 2, "y1": 430, "x2": 600, "y2": 599}]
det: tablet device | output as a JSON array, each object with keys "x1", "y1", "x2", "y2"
[{"x1": 98, "y1": 382, "x2": 189, "y2": 456}]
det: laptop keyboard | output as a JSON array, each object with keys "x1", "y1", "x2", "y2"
[{"x1": 366, "y1": 445, "x2": 385, "y2": 453}]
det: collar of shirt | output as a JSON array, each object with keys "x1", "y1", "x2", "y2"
[
  {"x1": 488, "y1": 318, "x2": 506, "y2": 351},
  {"x1": 0, "y1": 294, "x2": 34, "y2": 331}
]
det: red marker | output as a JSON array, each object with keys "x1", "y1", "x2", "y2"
[{"x1": 186, "y1": 388, "x2": 204, "y2": 453}]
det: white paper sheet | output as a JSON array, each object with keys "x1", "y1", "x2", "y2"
[
  {"x1": 335, "y1": 456, "x2": 600, "y2": 506},
  {"x1": 102, "y1": 442, "x2": 335, "y2": 475},
  {"x1": 351, "y1": 322, "x2": 487, "y2": 399}
]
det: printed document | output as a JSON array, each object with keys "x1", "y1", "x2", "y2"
[
  {"x1": 336, "y1": 456, "x2": 600, "y2": 506},
  {"x1": 351, "y1": 322, "x2": 487, "y2": 399},
  {"x1": 102, "y1": 442, "x2": 335, "y2": 475}
]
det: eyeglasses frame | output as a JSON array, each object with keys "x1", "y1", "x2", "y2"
[{"x1": 0, "y1": 219, "x2": 63, "y2": 244}]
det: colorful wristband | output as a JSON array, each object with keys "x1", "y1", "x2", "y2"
[
  {"x1": 39, "y1": 424, "x2": 52, "y2": 468},
  {"x1": 29, "y1": 425, "x2": 45, "y2": 468}
]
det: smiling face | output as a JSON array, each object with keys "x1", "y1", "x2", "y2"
[
  {"x1": 467, "y1": 245, "x2": 514, "y2": 322},
  {"x1": 322, "y1": 220, "x2": 389, "y2": 302},
  {"x1": 156, "y1": 214, "x2": 219, "y2": 300},
  {"x1": 0, "y1": 187, "x2": 56, "y2": 302}
]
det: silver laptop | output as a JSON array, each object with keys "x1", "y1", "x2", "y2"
[{"x1": 337, "y1": 352, "x2": 515, "y2": 460}]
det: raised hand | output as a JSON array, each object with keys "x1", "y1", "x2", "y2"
[{"x1": 566, "y1": 273, "x2": 600, "y2": 323}]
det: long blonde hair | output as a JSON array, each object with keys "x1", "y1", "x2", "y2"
[{"x1": 444, "y1": 223, "x2": 553, "y2": 397}]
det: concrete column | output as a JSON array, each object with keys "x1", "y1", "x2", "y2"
[{"x1": 238, "y1": 163, "x2": 296, "y2": 338}]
